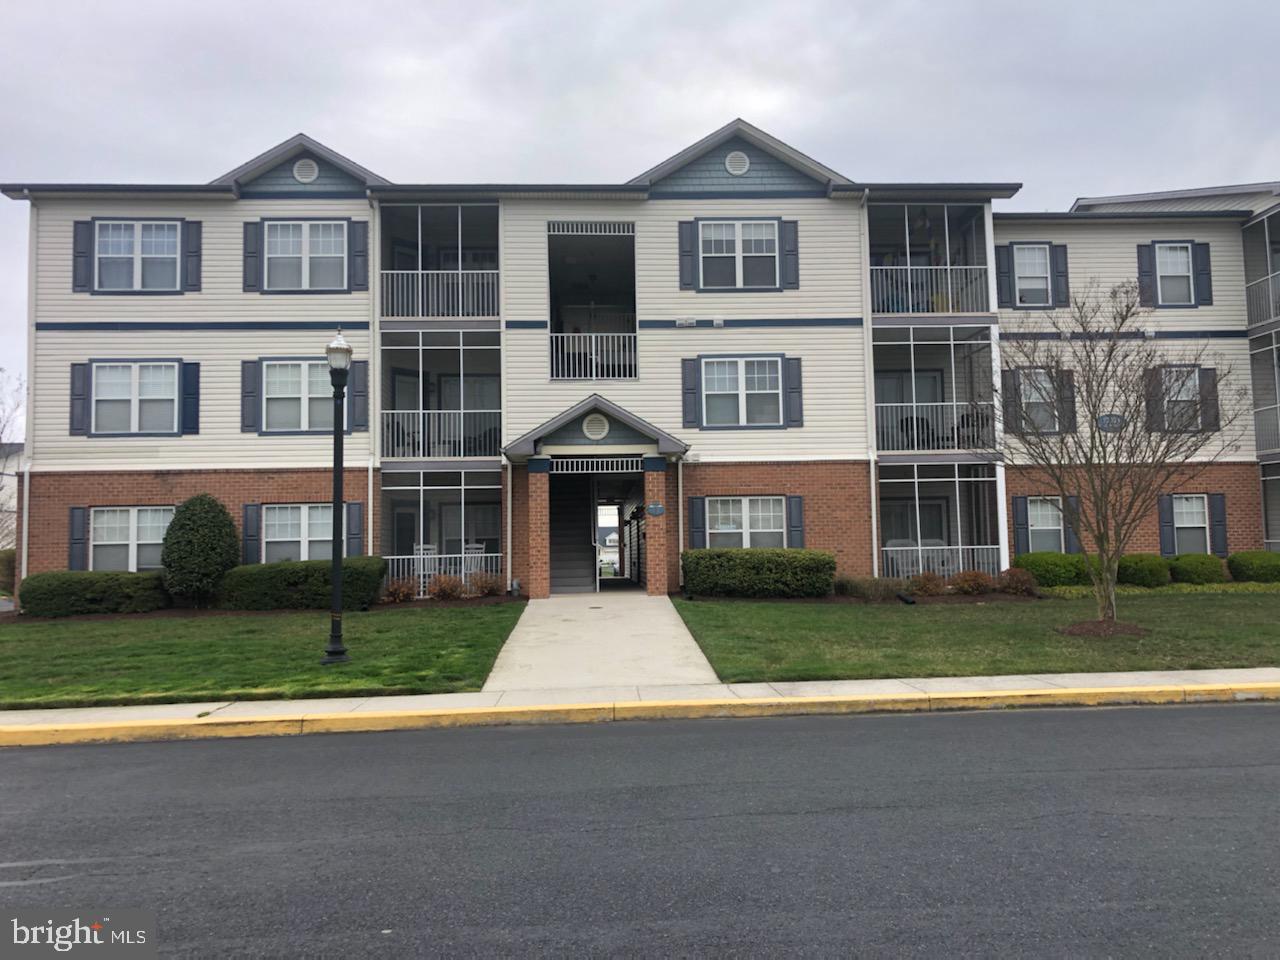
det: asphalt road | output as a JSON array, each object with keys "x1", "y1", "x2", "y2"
[{"x1": 2, "y1": 705, "x2": 1279, "y2": 958}]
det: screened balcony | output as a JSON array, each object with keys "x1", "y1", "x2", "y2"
[
  {"x1": 548, "y1": 224, "x2": 637, "y2": 379},
  {"x1": 380, "y1": 329, "x2": 501, "y2": 459},
  {"x1": 868, "y1": 203, "x2": 990, "y2": 314},
  {"x1": 380, "y1": 204, "x2": 499, "y2": 318},
  {"x1": 1244, "y1": 211, "x2": 1280, "y2": 328},
  {"x1": 879, "y1": 462, "x2": 1001, "y2": 577},
  {"x1": 873, "y1": 325, "x2": 996, "y2": 452}
]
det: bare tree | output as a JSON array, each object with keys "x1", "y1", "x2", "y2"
[
  {"x1": 997, "y1": 281, "x2": 1247, "y2": 623},
  {"x1": 0, "y1": 367, "x2": 24, "y2": 551}
]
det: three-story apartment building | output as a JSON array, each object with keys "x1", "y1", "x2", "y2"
[{"x1": 5, "y1": 120, "x2": 1275, "y2": 599}]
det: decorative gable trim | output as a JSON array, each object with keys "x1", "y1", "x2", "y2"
[{"x1": 211, "y1": 133, "x2": 388, "y2": 188}]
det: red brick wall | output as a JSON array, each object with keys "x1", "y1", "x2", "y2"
[
  {"x1": 1004, "y1": 462, "x2": 1264, "y2": 555},
  {"x1": 524, "y1": 469, "x2": 550, "y2": 599},
  {"x1": 20, "y1": 468, "x2": 378, "y2": 579},
  {"x1": 643, "y1": 469, "x2": 669, "y2": 595}
]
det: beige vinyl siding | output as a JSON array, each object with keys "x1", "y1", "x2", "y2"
[
  {"x1": 994, "y1": 219, "x2": 1247, "y2": 333},
  {"x1": 503, "y1": 326, "x2": 868, "y2": 462},
  {"x1": 499, "y1": 197, "x2": 868, "y2": 460},
  {"x1": 1079, "y1": 193, "x2": 1278, "y2": 215}
]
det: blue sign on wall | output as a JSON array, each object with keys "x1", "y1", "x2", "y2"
[
  {"x1": 1097, "y1": 413, "x2": 1126, "y2": 433},
  {"x1": 646, "y1": 502, "x2": 665, "y2": 517}
]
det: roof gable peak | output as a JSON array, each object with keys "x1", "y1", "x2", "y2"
[{"x1": 211, "y1": 133, "x2": 389, "y2": 188}]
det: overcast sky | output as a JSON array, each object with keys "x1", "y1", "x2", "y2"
[{"x1": 2, "y1": 0, "x2": 1277, "y2": 438}]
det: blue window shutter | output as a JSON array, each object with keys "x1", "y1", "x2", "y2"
[
  {"x1": 786, "y1": 495, "x2": 804, "y2": 548},
  {"x1": 688, "y1": 497, "x2": 707, "y2": 549},
  {"x1": 1012, "y1": 496, "x2": 1029, "y2": 556},
  {"x1": 1057, "y1": 369, "x2": 1077, "y2": 433},
  {"x1": 349, "y1": 360, "x2": 369, "y2": 431},
  {"x1": 1198, "y1": 367, "x2": 1219, "y2": 432},
  {"x1": 1064, "y1": 496, "x2": 1082, "y2": 554},
  {"x1": 345, "y1": 502, "x2": 364, "y2": 557},
  {"x1": 994, "y1": 245, "x2": 1012, "y2": 308},
  {"x1": 681, "y1": 358, "x2": 700, "y2": 428},
  {"x1": 1051, "y1": 244, "x2": 1070, "y2": 307},
  {"x1": 1144, "y1": 368, "x2": 1165, "y2": 432},
  {"x1": 1001, "y1": 369, "x2": 1022, "y2": 436},
  {"x1": 242, "y1": 504, "x2": 261, "y2": 564},
  {"x1": 241, "y1": 360, "x2": 260, "y2": 432},
  {"x1": 784, "y1": 357, "x2": 804, "y2": 427},
  {"x1": 68, "y1": 507, "x2": 88, "y2": 570},
  {"x1": 1157, "y1": 495, "x2": 1175, "y2": 558},
  {"x1": 1193, "y1": 242, "x2": 1213, "y2": 306},
  {"x1": 678, "y1": 221, "x2": 696, "y2": 289},
  {"x1": 1136, "y1": 244, "x2": 1156, "y2": 307},
  {"x1": 181, "y1": 362, "x2": 200, "y2": 435},
  {"x1": 69, "y1": 362, "x2": 90, "y2": 436},
  {"x1": 243, "y1": 222, "x2": 262, "y2": 292},
  {"x1": 1208, "y1": 493, "x2": 1227, "y2": 558},
  {"x1": 182, "y1": 221, "x2": 202, "y2": 292},
  {"x1": 781, "y1": 220, "x2": 799, "y2": 289},
  {"x1": 72, "y1": 221, "x2": 93, "y2": 292},
  {"x1": 349, "y1": 221, "x2": 369, "y2": 291}
]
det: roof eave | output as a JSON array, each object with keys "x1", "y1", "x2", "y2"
[
  {"x1": 1, "y1": 184, "x2": 239, "y2": 201},
  {"x1": 839, "y1": 182, "x2": 1022, "y2": 201},
  {"x1": 995, "y1": 210, "x2": 1254, "y2": 222}
]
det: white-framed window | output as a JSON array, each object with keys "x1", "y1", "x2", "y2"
[
  {"x1": 699, "y1": 220, "x2": 778, "y2": 289},
  {"x1": 1028, "y1": 496, "x2": 1064, "y2": 553},
  {"x1": 90, "y1": 506, "x2": 174, "y2": 571},
  {"x1": 91, "y1": 361, "x2": 179, "y2": 434},
  {"x1": 1021, "y1": 367, "x2": 1058, "y2": 432},
  {"x1": 707, "y1": 496, "x2": 786, "y2": 549},
  {"x1": 262, "y1": 360, "x2": 335, "y2": 432},
  {"x1": 1155, "y1": 242, "x2": 1194, "y2": 306},
  {"x1": 262, "y1": 504, "x2": 336, "y2": 562},
  {"x1": 95, "y1": 221, "x2": 180, "y2": 291},
  {"x1": 1163, "y1": 365, "x2": 1200, "y2": 431},
  {"x1": 264, "y1": 221, "x2": 347, "y2": 290},
  {"x1": 1013, "y1": 244, "x2": 1051, "y2": 306},
  {"x1": 1172, "y1": 494, "x2": 1209, "y2": 554},
  {"x1": 702, "y1": 356, "x2": 783, "y2": 427}
]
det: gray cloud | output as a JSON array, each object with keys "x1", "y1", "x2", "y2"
[{"x1": 3, "y1": 0, "x2": 1277, "y2": 436}]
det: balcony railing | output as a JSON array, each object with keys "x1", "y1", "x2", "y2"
[
  {"x1": 870, "y1": 265, "x2": 989, "y2": 314},
  {"x1": 385, "y1": 552, "x2": 503, "y2": 598},
  {"x1": 881, "y1": 545, "x2": 1000, "y2": 579},
  {"x1": 381, "y1": 270, "x2": 500, "y2": 318},
  {"x1": 1256, "y1": 407, "x2": 1280, "y2": 453},
  {"x1": 1247, "y1": 272, "x2": 1280, "y2": 328},
  {"x1": 875, "y1": 401, "x2": 996, "y2": 451},
  {"x1": 381, "y1": 410, "x2": 501, "y2": 459},
  {"x1": 550, "y1": 332, "x2": 638, "y2": 380}
]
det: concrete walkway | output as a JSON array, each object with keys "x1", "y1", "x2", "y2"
[{"x1": 482, "y1": 591, "x2": 719, "y2": 693}]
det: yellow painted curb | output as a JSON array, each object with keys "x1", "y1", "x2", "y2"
[{"x1": 0, "y1": 682, "x2": 1277, "y2": 748}]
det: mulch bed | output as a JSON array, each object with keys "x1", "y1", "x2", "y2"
[
  {"x1": 1056, "y1": 620, "x2": 1149, "y2": 637},
  {"x1": 683, "y1": 592, "x2": 1040, "y2": 605}
]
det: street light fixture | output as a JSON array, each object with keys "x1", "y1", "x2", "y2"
[{"x1": 321, "y1": 330, "x2": 353, "y2": 665}]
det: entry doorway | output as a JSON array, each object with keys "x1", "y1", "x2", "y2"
[{"x1": 547, "y1": 466, "x2": 645, "y2": 595}]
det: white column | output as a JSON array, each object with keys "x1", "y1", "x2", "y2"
[
  {"x1": 995, "y1": 461, "x2": 1011, "y2": 572},
  {"x1": 984, "y1": 202, "x2": 998, "y2": 311}
]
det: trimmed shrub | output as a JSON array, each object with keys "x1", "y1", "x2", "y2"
[
  {"x1": 468, "y1": 571, "x2": 505, "y2": 597},
  {"x1": 218, "y1": 556, "x2": 387, "y2": 611},
  {"x1": 1011, "y1": 551, "x2": 1089, "y2": 587},
  {"x1": 1042, "y1": 581, "x2": 1280, "y2": 599},
  {"x1": 998, "y1": 567, "x2": 1039, "y2": 596},
  {"x1": 1227, "y1": 551, "x2": 1280, "y2": 583},
  {"x1": 835, "y1": 576, "x2": 907, "y2": 602},
  {"x1": 909, "y1": 571, "x2": 947, "y2": 596},
  {"x1": 950, "y1": 570, "x2": 995, "y2": 595},
  {"x1": 1117, "y1": 553, "x2": 1171, "y2": 588},
  {"x1": 0, "y1": 547, "x2": 15, "y2": 595},
  {"x1": 18, "y1": 570, "x2": 170, "y2": 617},
  {"x1": 1169, "y1": 553, "x2": 1227, "y2": 584},
  {"x1": 681, "y1": 549, "x2": 836, "y2": 599},
  {"x1": 427, "y1": 574, "x2": 466, "y2": 600},
  {"x1": 381, "y1": 577, "x2": 417, "y2": 603},
  {"x1": 161, "y1": 494, "x2": 240, "y2": 605}
]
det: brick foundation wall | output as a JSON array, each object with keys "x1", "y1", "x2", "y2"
[
  {"x1": 19, "y1": 468, "x2": 378, "y2": 580},
  {"x1": 524, "y1": 469, "x2": 551, "y2": 599},
  {"x1": 643, "y1": 469, "x2": 669, "y2": 595},
  {"x1": 1004, "y1": 462, "x2": 1265, "y2": 555}
]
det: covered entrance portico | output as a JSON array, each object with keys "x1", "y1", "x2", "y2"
[{"x1": 505, "y1": 395, "x2": 688, "y2": 599}]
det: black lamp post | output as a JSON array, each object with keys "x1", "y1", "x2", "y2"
[{"x1": 321, "y1": 331, "x2": 353, "y2": 665}]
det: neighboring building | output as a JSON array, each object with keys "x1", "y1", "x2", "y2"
[
  {"x1": 0, "y1": 441, "x2": 21, "y2": 549},
  {"x1": 3, "y1": 120, "x2": 1276, "y2": 597}
]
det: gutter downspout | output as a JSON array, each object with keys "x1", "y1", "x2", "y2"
[
  {"x1": 505, "y1": 458, "x2": 513, "y2": 593},
  {"x1": 858, "y1": 187, "x2": 880, "y2": 576},
  {"x1": 677, "y1": 457, "x2": 684, "y2": 586},
  {"x1": 20, "y1": 193, "x2": 37, "y2": 583}
]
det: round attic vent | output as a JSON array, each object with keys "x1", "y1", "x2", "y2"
[
  {"x1": 724, "y1": 150, "x2": 751, "y2": 176},
  {"x1": 582, "y1": 413, "x2": 610, "y2": 441},
  {"x1": 292, "y1": 158, "x2": 320, "y2": 184}
]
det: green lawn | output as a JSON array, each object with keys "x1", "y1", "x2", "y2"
[
  {"x1": 0, "y1": 602, "x2": 525, "y2": 709},
  {"x1": 672, "y1": 594, "x2": 1280, "y2": 683}
]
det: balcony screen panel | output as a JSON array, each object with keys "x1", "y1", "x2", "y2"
[
  {"x1": 423, "y1": 488, "x2": 464, "y2": 555},
  {"x1": 867, "y1": 205, "x2": 908, "y2": 264},
  {"x1": 908, "y1": 205, "x2": 947, "y2": 266},
  {"x1": 1244, "y1": 221, "x2": 1271, "y2": 283},
  {"x1": 946, "y1": 205, "x2": 987, "y2": 266},
  {"x1": 460, "y1": 206, "x2": 499, "y2": 270},
  {"x1": 1252, "y1": 346, "x2": 1278, "y2": 408},
  {"x1": 419, "y1": 206, "x2": 459, "y2": 271}
]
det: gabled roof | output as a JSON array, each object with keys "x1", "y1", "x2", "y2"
[
  {"x1": 1072, "y1": 181, "x2": 1280, "y2": 211},
  {"x1": 211, "y1": 133, "x2": 389, "y2": 187},
  {"x1": 995, "y1": 210, "x2": 1253, "y2": 222},
  {"x1": 504, "y1": 395, "x2": 689, "y2": 458},
  {"x1": 628, "y1": 118, "x2": 853, "y2": 188}
]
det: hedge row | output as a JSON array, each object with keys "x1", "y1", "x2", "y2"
[
  {"x1": 1043, "y1": 582, "x2": 1280, "y2": 600},
  {"x1": 1013, "y1": 550, "x2": 1280, "y2": 588},
  {"x1": 682, "y1": 549, "x2": 836, "y2": 598},
  {"x1": 17, "y1": 557, "x2": 387, "y2": 618}
]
